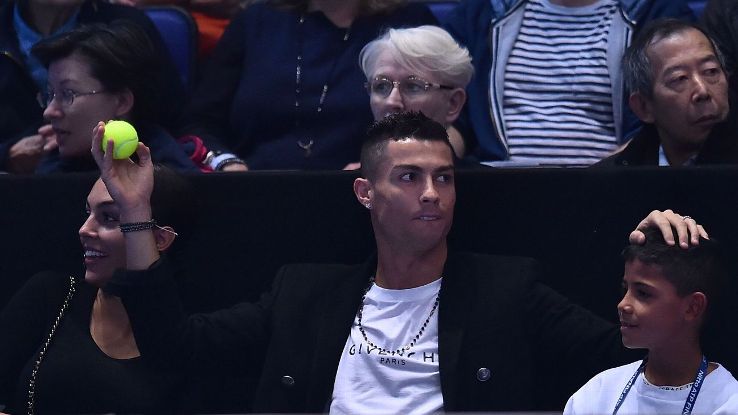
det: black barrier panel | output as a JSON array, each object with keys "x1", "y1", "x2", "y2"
[{"x1": 1, "y1": 167, "x2": 737, "y2": 411}]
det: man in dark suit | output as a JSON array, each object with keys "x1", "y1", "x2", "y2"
[
  {"x1": 97, "y1": 112, "x2": 699, "y2": 412},
  {"x1": 597, "y1": 19, "x2": 738, "y2": 167}
]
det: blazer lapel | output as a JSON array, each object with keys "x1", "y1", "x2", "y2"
[
  {"x1": 306, "y1": 259, "x2": 376, "y2": 410},
  {"x1": 438, "y1": 253, "x2": 474, "y2": 410}
]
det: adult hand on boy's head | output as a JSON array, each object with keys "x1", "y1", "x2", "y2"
[{"x1": 629, "y1": 209, "x2": 708, "y2": 248}]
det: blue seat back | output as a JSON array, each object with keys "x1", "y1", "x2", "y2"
[{"x1": 144, "y1": 6, "x2": 197, "y2": 88}]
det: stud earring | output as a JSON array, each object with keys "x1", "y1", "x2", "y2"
[{"x1": 364, "y1": 202, "x2": 372, "y2": 209}]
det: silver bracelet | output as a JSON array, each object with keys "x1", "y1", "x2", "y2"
[{"x1": 119, "y1": 219, "x2": 157, "y2": 233}]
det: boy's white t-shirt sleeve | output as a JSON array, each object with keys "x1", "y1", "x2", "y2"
[
  {"x1": 563, "y1": 361, "x2": 643, "y2": 415},
  {"x1": 713, "y1": 372, "x2": 738, "y2": 415},
  {"x1": 715, "y1": 395, "x2": 738, "y2": 415},
  {"x1": 564, "y1": 361, "x2": 738, "y2": 415},
  {"x1": 563, "y1": 371, "x2": 605, "y2": 415}
]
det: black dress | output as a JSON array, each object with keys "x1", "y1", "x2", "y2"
[{"x1": 0, "y1": 271, "x2": 183, "y2": 414}]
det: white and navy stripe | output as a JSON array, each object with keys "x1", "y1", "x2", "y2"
[{"x1": 502, "y1": 0, "x2": 619, "y2": 166}]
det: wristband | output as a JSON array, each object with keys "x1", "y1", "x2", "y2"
[
  {"x1": 215, "y1": 157, "x2": 247, "y2": 171},
  {"x1": 210, "y1": 152, "x2": 245, "y2": 171}
]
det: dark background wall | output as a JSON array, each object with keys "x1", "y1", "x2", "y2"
[{"x1": 1, "y1": 167, "x2": 737, "y2": 410}]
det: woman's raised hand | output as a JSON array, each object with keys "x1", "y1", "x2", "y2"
[{"x1": 91, "y1": 121, "x2": 154, "y2": 221}]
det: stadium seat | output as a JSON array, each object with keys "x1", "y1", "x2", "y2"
[{"x1": 144, "y1": 6, "x2": 197, "y2": 88}]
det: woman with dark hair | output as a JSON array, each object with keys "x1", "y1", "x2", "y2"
[
  {"x1": 0, "y1": 162, "x2": 192, "y2": 414},
  {"x1": 30, "y1": 21, "x2": 197, "y2": 173},
  {"x1": 0, "y1": 0, "x2": 186, "y2": 174},
  {"x1": 180, "y1": 0, "x2": 437, "y2": 171}
]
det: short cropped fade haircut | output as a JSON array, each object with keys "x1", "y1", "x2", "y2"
[
  {"x1": 360, "y1": 111, "x2": 454, "y2": 180},
  {"x1": 622, "y1": 227, "x2": 728, "y2": 325},
  {"x1": 623, "y1": 18, "x2": 727, "y2": 98}
]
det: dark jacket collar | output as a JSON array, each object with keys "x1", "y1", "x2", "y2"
[
  {"x1": 596, "y1": 120, "x2": 738, "y2": 167},
  {"x1": 612, "y1": 124, "x2": 660, "y2": 166},
  {"x1": 437, "y1": 252, "x2": 474, "y2": 410}
]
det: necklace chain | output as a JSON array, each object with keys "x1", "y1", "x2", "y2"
[
  {"x1": 27, "y1": 276, "x2": 77, "y2": 415},
  {"x1": 356, "y1": 276, "x2": 441, "y2": 356},
  {"x1": 294, "y1": 15, "x2": 351, "y2": 157}
]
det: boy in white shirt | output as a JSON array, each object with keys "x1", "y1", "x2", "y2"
[{"x1": 565, "y1": 227, "x2": 738, "y2": 414}]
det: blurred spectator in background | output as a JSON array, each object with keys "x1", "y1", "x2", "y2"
[
  {"x1": 596, "y1": 19, "x2": 738, "y2": 167},
  {"x1": 702, "y1": 0, "x2": 738, "y2": 101},
  {"x1": 359, "y1": 25, "x2": 472, "y2": 160},
  {"x1": 178, "y1": 0, "x2": 437, "y2": 172},
  {"x1": 107, "y1": 0, "x2": 245, "y2": 58},
  {"x1": 445, "y1": 0, "x2": 695, "y2": 167},
  {"x1": 31, "y1": 22, "x2": 198, "y2": 173},
  {"x1": 0, "y1": 0, "x2": 186, "y2": 174}
]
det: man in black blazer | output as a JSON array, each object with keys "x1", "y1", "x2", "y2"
[{"x1": 100, "y1": 112, "x2": 700, "y2": 412}]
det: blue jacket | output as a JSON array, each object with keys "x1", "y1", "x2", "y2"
[{"x1": 444, "y1": 0, "x2": 695, "y2": 161}]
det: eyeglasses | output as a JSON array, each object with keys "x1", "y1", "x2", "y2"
[
  {"x1": 366, "y1": 76, "x2": 454, "y2": 98},
  {"x1": 37, "y1": 89, "x2": 106, "y2": 108}
]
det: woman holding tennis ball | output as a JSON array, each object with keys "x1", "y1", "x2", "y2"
[
  {"x1": 31, "y1": 21, "x2": 198, "y2": 173},
  {"x1": 0, "y1": 142, "x2": 193, "y2": 413}
]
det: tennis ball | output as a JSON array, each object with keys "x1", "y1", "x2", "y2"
[{"x1": 102, "y1": 120, "x2": 138, "y2": 159}]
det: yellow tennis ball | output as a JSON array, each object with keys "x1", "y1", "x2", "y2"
[{"x1": 102, "y1": 120, "x2": 138, "y2": 159}]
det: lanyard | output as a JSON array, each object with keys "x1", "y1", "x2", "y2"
[{"x1": 612, "y1": 355, "x2": 708, "y2": 415}]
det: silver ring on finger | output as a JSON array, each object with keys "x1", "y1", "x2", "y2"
[{"x1": 682, "y1": 215, "x2": 693, "y2": 221}]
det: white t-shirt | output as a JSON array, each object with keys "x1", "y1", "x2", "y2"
[
  {"x1": 564, "y1": 360, "x2": 738, "y2": 414},
  {"x1": 329, "y1": 278, "x2": 443, "y2": 415}
]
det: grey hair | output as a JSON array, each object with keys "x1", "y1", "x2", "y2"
[
  {"x1": 360, "y1": 25, "x2": 474, "y2": 88},
  {"x1": 623, "y1": 18, "x2": 727, "y2": 98}
]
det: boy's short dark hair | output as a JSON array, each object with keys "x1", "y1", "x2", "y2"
[
  {"x1": 622, "y1": 227, "x2": 728, "y2": 321},
  {"x1": 360, "y1": 111, "x2": 454, "y2": 180}
]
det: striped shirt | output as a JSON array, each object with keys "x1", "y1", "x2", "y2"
[{"x1": 502, "y1": 0, "x2": 619, "y2": 166}]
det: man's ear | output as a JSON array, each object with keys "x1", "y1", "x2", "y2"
[
  {"x1": 354, "y1": 177, "x2": 373, "y2": 209},
  {"x1": 444, "y1": 88, "x2": 467, "y2": 125},
  {"x1": 153, "y1": 226, "x2": 177, "y2": 253},
  {"x1": 629, "y1": 91, "x2": 655, "y2": 123},
  {"x1": 684, "y1": 292, "x2": 708, "y2": 323}
]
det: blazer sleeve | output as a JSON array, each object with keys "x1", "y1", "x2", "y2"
[
  {"x1": 522, "y1": 275, "x2": 641, "y2": 403},
  {"x1": 106, "y1": 258, "x2": 271, "y2": 373}
]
